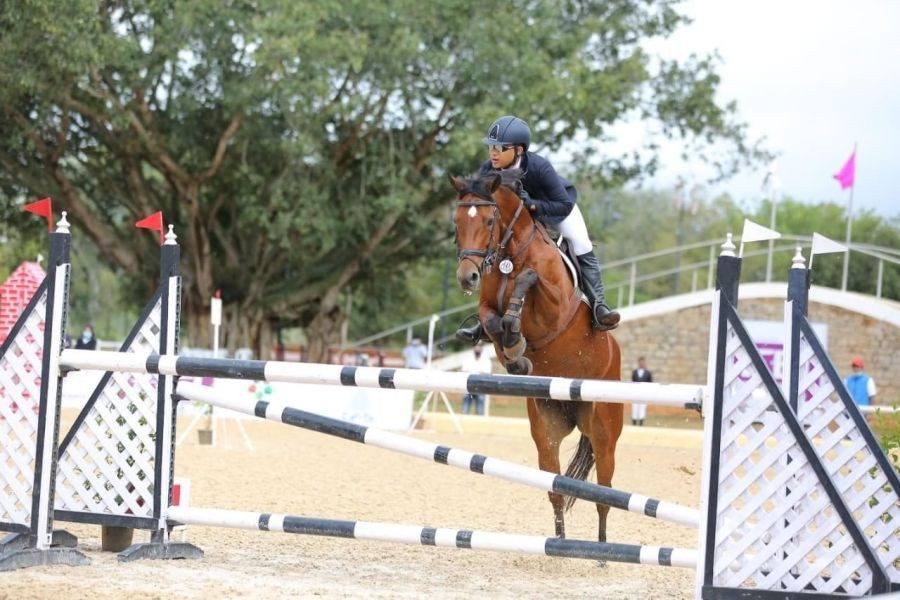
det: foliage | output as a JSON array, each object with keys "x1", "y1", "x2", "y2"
[
  {"x1": 869, "y1": 409, "x2": 900, "y2": 475},
  {"x1": 746, "y1": 199, "x2": 900, "y2": 298},
  {"x1": 0, "y1": 0, "x2": 764, "y2": 359}
]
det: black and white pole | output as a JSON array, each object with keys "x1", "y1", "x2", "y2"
[
  {"x1": 167, "y1": 506, "x2": 697, "y2": 568},
  {"x1": 175, "y1": 383, "x2": 700, "y2": 528},
  {"x1": 60, "y1": 353, "x2": 705, "y2": 410}
]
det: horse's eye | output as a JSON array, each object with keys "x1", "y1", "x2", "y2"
[{"x1": 485, "y1": 217, "x2": 494, "y2": 228}]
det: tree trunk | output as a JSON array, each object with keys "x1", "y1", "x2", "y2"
[
  {"x1": 181, "y1": 294, "x2": 272, "y2": 360},
  {"x1": 305, "y1": 304, "x2": 345, "y2": 363}
]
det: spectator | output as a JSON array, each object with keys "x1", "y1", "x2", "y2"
[
  {"x1": 631, "y1": 356, "x2": 652, "y2": 426},
  {"x1": 845, "y1": 356, "x2": 877, "y2": 406},
  {"x1": 402, "y1": 338, "x2": 428, "y2": 369},
  {"x1": 461, "y1": 343, "x2": 492, "y2": 415},
  {"x1": 75, "y1": 324, "x2": 97, "y2": 350}
]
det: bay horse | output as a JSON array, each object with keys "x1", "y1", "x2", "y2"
[{"x1": 449, "y1": 170, "x2": 623, "y2": 544}]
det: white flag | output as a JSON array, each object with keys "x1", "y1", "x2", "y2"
[
  {"x1": 811, "y1": 232, "x2": 847, "y2": 256},
  {"x1": 740, "y1": 219, "x2": 781, "y2": 244}
]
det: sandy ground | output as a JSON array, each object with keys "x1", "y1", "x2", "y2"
[{"x1": 2, "y1": 415, "x2": 703, "y2": 600}]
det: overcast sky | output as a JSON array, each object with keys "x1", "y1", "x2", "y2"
[{"x1": 608, "y1": 0, "x2": 900, "y2": 220}]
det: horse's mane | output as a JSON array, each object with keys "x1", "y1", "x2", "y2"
[
  {"x1": 457, "y1": 168, "x2": 525, "y2": 201},
  {"x1": 496, "y1": 168, "x2": 525, "y2": 195}
]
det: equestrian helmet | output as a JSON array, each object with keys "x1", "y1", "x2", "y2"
[{"x1": 483, "y1": 115, "x2": 531, "y2": 150}]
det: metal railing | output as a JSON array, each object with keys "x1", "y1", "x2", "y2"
[{"x1": 345, "y1": 236, "x2": 900, "y2": 350}]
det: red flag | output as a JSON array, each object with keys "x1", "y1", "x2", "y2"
[
  {"x1": 135, "y1": 211, "x2": 164, "y2": 246},
  {"x1": 833, "y1": 149, "x2": 856, "y2": 191},
  {"x1": 23, "y1": 197, "x2": 53, "y2": 232}
]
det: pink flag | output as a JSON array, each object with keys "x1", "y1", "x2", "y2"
[{"x1": 833, "y1": 149, "x2": 856, "y2": 191}]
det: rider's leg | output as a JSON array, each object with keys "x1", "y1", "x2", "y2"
[{"x1": 557, "y1": 206, "x2": 620, "y2": 331}]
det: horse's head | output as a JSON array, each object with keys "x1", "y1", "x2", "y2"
[{"x1": 449, "y1": 170, "x2": 528, "y2": 294}]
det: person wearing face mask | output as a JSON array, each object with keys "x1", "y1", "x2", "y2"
[{"x1": 75, "y1": 324, "x2": 98, "y2": 350}]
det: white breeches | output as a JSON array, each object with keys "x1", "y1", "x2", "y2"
[
  {"x1": 557, "y1": 205, "x2": 594, "y2": 255},
  {"x1": 631, "y1": 403, "x2": 647, "y2": 420}
]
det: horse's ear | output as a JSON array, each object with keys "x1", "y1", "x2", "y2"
[
  {"x1": 448, "y1": 174, "x2": 467, "y2": 193},
  {"x1": 484, "y1": 173, "x2": 501, "y2": 194}
]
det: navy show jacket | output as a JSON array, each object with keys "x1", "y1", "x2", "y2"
[{"x1": 479, "y1": 151, "x2": 576, "y2": 225}]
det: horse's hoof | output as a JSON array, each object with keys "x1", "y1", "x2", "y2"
[
  {"x1": 502, "y1": 335, "x2": 527, "y2": 361},
  {"x1": 505, "y1": 357, "x2": 532, "y2": 376}
]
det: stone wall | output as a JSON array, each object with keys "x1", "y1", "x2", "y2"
[{"x1": 616, "y1": 298, "x2": 900, "y2": 408}]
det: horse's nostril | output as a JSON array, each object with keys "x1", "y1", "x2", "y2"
[{"x1": 470, "y1": 272, "x2": 479, "y2": 282}]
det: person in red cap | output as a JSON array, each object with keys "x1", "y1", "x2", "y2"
[{"x1": 844, "y1": 356, "x2": 877, "y2": 406}]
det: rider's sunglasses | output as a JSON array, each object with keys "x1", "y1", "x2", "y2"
[{"x1": 488, "y1": 144, "x2": 515, "y2": 153}]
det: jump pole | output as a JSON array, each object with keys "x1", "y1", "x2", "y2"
[
  {"x1": 175, "y1": 383, "x2": 700, "y2": 528},
  {"x1": 167, "y1": 506, "x2": 697, "y2": 568},
  {"x1": 60, "y1": 351, "x2": 704, "y2": 409}
]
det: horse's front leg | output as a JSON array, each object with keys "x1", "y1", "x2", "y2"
[
  {"x1": 480, "y1": 306, "x2": 504, "y2": 343},
  {"x1": 501, "y1": 268, "x2": 538, "y2": 361}
]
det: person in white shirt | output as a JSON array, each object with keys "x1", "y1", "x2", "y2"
[
  {"x1": 402, "y1": 338, "x2": 428, "y2": 369},
  {"x1": 461, "y1": 344, "x2": 492, "y2": 415}
]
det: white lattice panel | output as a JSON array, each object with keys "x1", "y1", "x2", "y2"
[
  {"x1": 54, "y1": 298, "x2": 163, "y2": 519},
  {"x1": 713, "y1": 317, "x2": 873, "y2": 596},
  {"x1": 0, "y1": 290, "x2": 47, "y2": 528},
  {"x1": 795, "y1": 328, "x2": 900, "y2": 584}
]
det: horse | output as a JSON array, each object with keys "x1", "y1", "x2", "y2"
[{"x1": 449, "y1": 170, "x2": 624, "y2": 545}]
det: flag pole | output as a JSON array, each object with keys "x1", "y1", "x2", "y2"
[{"x1": 840, "y1": 142, "x2": 857, "y2": 291}]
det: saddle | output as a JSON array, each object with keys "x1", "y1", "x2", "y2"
[{"x1": 548, "y1": 230, "x2": 590, "y2": 308}]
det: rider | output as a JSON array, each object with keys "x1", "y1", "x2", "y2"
[{"x1": 456, "y1": 115, "x2": 620, "y2": 343}]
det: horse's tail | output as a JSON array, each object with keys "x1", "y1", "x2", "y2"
[{"x1": 563, "y1": 434, "x2": 595, "y2": 511}]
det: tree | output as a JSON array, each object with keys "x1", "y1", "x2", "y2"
[
  {"x1": 750, "y1": 198, "x2": 900, "y2": 298},
  {"x1": 0, "y1": 0, "x2": 763, "y2": 360}
]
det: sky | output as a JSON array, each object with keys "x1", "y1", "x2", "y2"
[{"x1": 604, "y1": 0, "x2": 900, "y2": 220}]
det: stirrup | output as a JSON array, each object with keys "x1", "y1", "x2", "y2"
[{"x1": 456, "y1": 322, "x2": 486, "y2": 344}]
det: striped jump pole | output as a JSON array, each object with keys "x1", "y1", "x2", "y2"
[
  {"x1": 60, "y1": 350, "x2": 704, "y2": 409},
  {"x1": 175, "y1": 383, "x2": 700, "y2": 528},
  {"x1": 167, "y1": 506, "x2": 697, "y2": 568}
]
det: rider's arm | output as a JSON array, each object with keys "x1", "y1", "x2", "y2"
[{"x1": 525, "y1": 159, "x2": 575, "y2": 220}]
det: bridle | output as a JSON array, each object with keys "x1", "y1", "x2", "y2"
[{"x1": 456, "y1": 192, "x2": 537, "y2": 276}]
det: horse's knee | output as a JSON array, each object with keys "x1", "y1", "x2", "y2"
[{"x1": 483, "y1": 314, "x2": 504, "y2": 338}]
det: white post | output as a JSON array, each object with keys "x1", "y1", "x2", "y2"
[
  {"x1": 763, "y1": 162, "x2": 781, "y2": 283},
  {"x1": 426, "y1": 314, "x2": 438, "y2": 369},
  {"x1": 210, "y1": 293, "x2": 222, "y2": 358},
  {"x1": 208, "y1": 292, "x2": 223, "y2": 446}
]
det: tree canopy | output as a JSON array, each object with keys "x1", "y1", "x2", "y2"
[{"x1": 1, "y1": 0, "x2": 764, "y2": 359}]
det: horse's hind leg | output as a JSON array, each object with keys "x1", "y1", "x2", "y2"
[
  {"x1": 528, "y1": 398, "x2": 575, "y2": 538},
  {"x1": 579, "y1": 404, "x2": 623, "y2": 543}
]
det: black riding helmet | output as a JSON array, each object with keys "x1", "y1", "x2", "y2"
[{"x1": 482, "y1": 115, "x2": 531, "y2": 150}]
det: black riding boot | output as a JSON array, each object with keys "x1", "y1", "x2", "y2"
[
  {"x1": 576, "y1": 251, "x2": 620, "y2": 331},
  {"x1": 455, "y1": 317, "x2": 486, "y2": 345}
]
